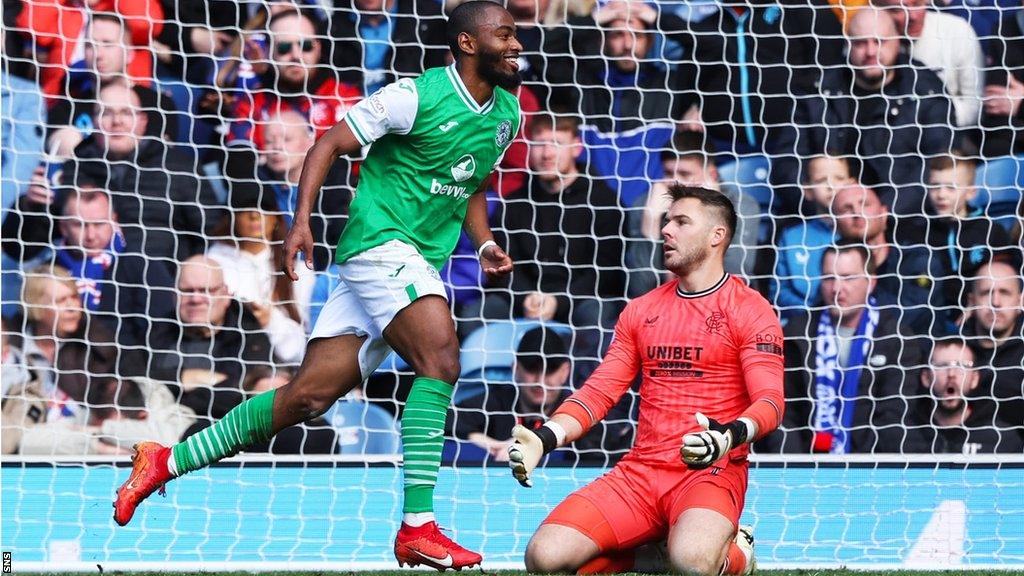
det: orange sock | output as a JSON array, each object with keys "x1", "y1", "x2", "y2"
[
  {"x1": 720, "y1": 542, "x2": 747, "y2": 575},
  {"x1": 577, "y1": 550, "x2": 636, "y2": 574}
]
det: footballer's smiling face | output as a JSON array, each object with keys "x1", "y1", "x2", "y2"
[
  {"x1": 474, "y1": 8, "x2": 523, "y2": 91},
  {"x1": 661, "y1": 197, "x2": 723, "y2": 274}
]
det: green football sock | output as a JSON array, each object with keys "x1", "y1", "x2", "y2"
[
  {"x1": 170, "y1": 389, "x2": 277, "y2": 476},
  {"x1": 401, "y1": 377, "x2": 454, "y2": 513}
]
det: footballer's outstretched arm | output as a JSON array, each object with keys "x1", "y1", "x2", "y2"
[
  {"x1": 463, "y1": 182, "x2": 512, "y2": 279},
  {"x1": 508, "y1": 304, "x2": 642, "y2": 487},
  {"x1": 284, "y1": 120, "x2": 364, "y2": 279}
]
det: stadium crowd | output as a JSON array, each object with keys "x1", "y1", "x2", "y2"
[{"x1": 1, "y1": 0, "x2": 1022, "y2": 460}]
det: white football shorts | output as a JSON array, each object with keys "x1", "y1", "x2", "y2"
[{"x1": 309, "y1": 239, "x2": 448, "y2": 378}]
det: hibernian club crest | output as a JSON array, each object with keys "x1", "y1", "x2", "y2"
[{"x1": 495, "y1": 120, "x2": 512, "y2": 147}]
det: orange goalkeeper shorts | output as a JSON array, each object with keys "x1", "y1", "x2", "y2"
[{"x1": 541, "y1": 458, "x2": 748, "y2": 552}]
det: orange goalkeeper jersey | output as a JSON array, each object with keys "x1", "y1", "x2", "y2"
[{"x1": 558, "y1": 274, "x2": 785, "y2": 466}]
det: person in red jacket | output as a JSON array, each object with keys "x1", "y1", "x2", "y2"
[
  {"x1": 507, "y1": 185, "x2": 785, "y2": 576},
  {"x1": 16, "y1": 0, "x2": 163, "y2": 98}
]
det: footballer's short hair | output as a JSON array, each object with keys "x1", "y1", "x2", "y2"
[
  {"x1": 446, "y1": 0, "x2": 506, "y2": 58},
  {"x1": 666, "y1": 185, "x2": 737, "y2": 243}
]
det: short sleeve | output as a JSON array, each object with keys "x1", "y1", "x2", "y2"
[{"x1": 343, "y1": 78, "x2": 419, "y2": 147}]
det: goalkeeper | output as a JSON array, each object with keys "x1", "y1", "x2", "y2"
[
  {"x1": 114, "y1": 1, "x2": 522, "y2": 570},
  {"x1": 508, "y1": 186, "x2": 784, "y2": 576}
]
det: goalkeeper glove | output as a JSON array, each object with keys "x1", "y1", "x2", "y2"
[
  {"x1": 680, "y1": 412, "x2": 751, "y2": 470},
  {"x1": 507, "y1": 423, "x2": 561, "y2": 487}
]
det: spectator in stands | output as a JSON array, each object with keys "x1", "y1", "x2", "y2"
[
  {"x1": 14, "y1": 0, "x2": 164, "y2": 96},
  {"x1": 832, "y1": 183, "x2": 933, "y2": 334},
  {"x1": 905, "y1": 338, "x2": 1024, "y2": 454},
  {"x1": 238, "y1": 365, "x2": 338, "y2": 454},
  {"x1": 146, "y1": 256, "x2": 275, "y2": 425},
  {"x1": 17, "y1": 263, "x2": 132, "y2": 420},
  {"x1": 256, "y1": 109, "x2": 351, "y2": 270},
  {"x1": 448, "y1": 326, "x2": 573, "y2": 460},
  {"x1": 771, "y1": 244, "x2": 921, "y2": 454},
  {"x1": 872, "y1": 0, "x2": 983, "y2": 130},
  {"x1": 208, "y1": 182, "x2": 311, "y2": 363},
  {"x1": 1, "y1": 317, "x2": 38, "y2": 397},
  {"x1": 62, "y1": 80, "x2": 223, "y2": 271},
  {"x1": 0, "y1": 66, "x2": 44, "y2": 211},
  {"x1": 980, "y1": 6, "x2": 1024, "y2": 157},
  {"x1": 774, "y1": 7, "x2": 955, "y2": 217},
  {"x1": 655, "y1": 0, "x2": 845, "y2": 164},
  {"x1": 962, "y1": 259, "x2": 1024, "y2": 427},
  {"x1": 481, "y1": 114, "x2": 626, "y2": 362},
  {"x1": 1, "y1": 317, "x2": 47, "y2": 452},
  {"x1": 939, "y1": 0, "x2": 1020, "y2": 39},
  {"x1": 771, "y1": 155, "x2": 852, "y2": 314},
  {"x1": 1, "y1": 60, "x2": 46, "y2": 318},
  {"x1": 329, "y1": 0, "x2": 447, "y2": 95},
  {"x1": 11, "y1": 375, "x2": 197, "y2": 456},
  {"x1": 542, "y1": 1, "x2": 680, "y2": 206},
  {"x1": 925, "y1": 154, "x2": 1014, "y2": 333},
  {"x1": 2, "y1": 185, "x2": 177, "y2": 346},
  {"x1": 47, "y1": 13, "x2": 179, "y2": 157},
  {"x1": 226, "y1": 8, "x2": 361, "y2": 149}
]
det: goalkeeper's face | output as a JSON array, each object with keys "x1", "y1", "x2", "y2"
[{"x1": 661, "y1": 198, "x2": 724, "y2": 275}]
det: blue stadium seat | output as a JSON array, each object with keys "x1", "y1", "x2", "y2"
[
  {"x1": 717, "y1": 154, "x2": 773, "y2": 210},
  {"x1": 322, "y1": 399, "x2": 401, "y2": 455},
  {"x1": 973, "y1": 155, "x2": 1024, "y2": 230},
  {"x1": 454, "y1": 320, "x2": 573, "y2": 404}
]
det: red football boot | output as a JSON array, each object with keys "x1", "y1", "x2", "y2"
[
  {"x1": 394, "y1": 521, "x2": 482, "y2": 571},
  {"x1": 113, "y1": 442, "x2": 172, "y2": 526}
]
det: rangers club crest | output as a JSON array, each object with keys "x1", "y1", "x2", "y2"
[
  {"x1": 495, "y1": 120, "x2": 512, "y2": 147},
  {"x1": 705, "y1": 311, "x2": 728, "y2": 335}
]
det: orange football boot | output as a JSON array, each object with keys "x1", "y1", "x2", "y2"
[
  {"x1": 394, "y1": 521, "x2": 482, "y2": 571},
  {"x1": 113, "y1": 442, "x2": 173, "y2": 526}
]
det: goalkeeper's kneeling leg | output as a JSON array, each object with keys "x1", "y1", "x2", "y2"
[{"x1": 667, "y1": 508, "x2": 740, "y2": 575}]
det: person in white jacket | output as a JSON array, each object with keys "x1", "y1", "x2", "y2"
[
  {"x1": 872, "y1": 0, "x2": 984, "y2": 129},
  {"x1": 207, "y1": 182, "x2": 313, "y2": 365}
]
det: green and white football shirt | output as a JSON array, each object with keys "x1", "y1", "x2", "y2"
[{"x1": 337, "y1": 65, "x2": 521, "y2": 269}]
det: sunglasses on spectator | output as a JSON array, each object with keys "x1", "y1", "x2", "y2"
[{"x1": 275, "y1": 40, "x2": 316, "y2": 56}]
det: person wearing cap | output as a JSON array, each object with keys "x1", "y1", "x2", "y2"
[
  {"x1": 446, "y1": 326, "x2": 574, "y2": 461},
  {"x1": 207, "y1": 182, "x2": 313, "y2": 365}
]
